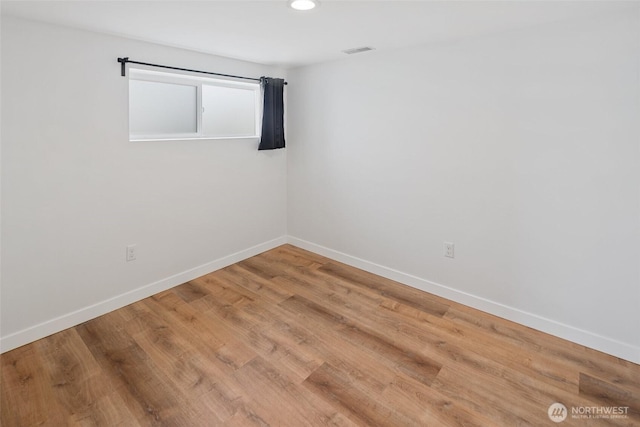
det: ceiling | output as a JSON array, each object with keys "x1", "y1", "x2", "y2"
[{"x1": 2, "y1": 1, "x2": 636, "y2": 68}]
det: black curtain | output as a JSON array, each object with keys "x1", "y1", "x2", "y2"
[{"x1": 258, "y1": 77, "x2": 285, "y2": 150}]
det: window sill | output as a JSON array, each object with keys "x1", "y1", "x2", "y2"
[{"x1": 129, "y1": 136, "x2": 260, "y2": 142}]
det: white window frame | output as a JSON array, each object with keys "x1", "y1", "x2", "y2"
[{"x1": 129, "y1": 68, "x2": 262, "y2": 141}]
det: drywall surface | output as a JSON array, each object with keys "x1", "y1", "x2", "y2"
[
  {"x1": 287, "y1": 8, "x2": 640, "y2": 362},
  {"x1": 1, "y1": 16, "x2": 287, "y2": 350}
]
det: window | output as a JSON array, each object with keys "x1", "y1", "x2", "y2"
[{"x1": 129, "y1": 69, "x2": 261, "y2": 141}]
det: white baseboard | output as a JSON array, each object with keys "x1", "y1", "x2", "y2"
[
  {"x1": 0, "y1": 236, "x2": 287, "y2": 353},
  {"x1": 287, "y1": 236, "x2": 640, "y2": 365}
]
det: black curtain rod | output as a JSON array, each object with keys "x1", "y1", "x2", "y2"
[{"x1": 117, "y1": 57, "x2": 287, "y2": 85}]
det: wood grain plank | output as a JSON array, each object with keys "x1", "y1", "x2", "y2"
[
  {"x1": 173, "y1": 280, "x2": 209, "y2": 303},
  {"x1": 259, "y1": 245, "x2": 327, "y2": 270},
  {"x1": 318, "y1": 261, "x2": 450, "y2": 317},
  {"x1": 1, "y1": 344, "x2": 68, "y2": 426},
  {"x1": 236, "y1": 256, "x2": 284, "y2": 280},
  {"x1": 213, "y1": 264, "x2": 294, "y2": 303},
  {"x1": 579, "y1": 373, "x2": 640, "y2": 422},
  {"x1": 372, "y1": 296, "x2": 582, "y2": 395},
  {"x1": 279, "y1": 292, "x2": 442, "y2": 386},
  {"x1": 76, "y1": 315, "x2": 195, "y2": 426},
  {"x1": 148, "y1": 292, "x2": 256, "y2": 372},
  {"x1": 278, "y1": 244, "x2": 333, "y2": 265},
  {"x1": 303, "y1": 362, "x2": 415, "y2": 427},
  {"x1": 233, "y1": 356, "x2": 352, "y2": 427},
  {"x1": 35, "y1": 328, "x2": 139, "y2": 426},
  {"x1": 383, "y1": 373, "x2": 496, "y2": 427}
]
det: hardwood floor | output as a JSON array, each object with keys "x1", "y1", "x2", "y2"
[{"x1": 2, "y1": 244, "x2": 639, "y2": 426}]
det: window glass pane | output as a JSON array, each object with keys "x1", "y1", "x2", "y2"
[
  {"x1": 130, "y1": 80, "x2": 197, "y2": 136},
  {"x1": 202, "y1": 85, "x2": 256, "y2": 137}
]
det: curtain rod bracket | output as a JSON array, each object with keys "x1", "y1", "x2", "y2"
[{"x1": 118, "y1": 57, "x2": 129, "y2": 77}]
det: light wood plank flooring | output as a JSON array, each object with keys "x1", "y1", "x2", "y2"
[{"x1": 2, "y1": 244, "x2": 639, "y2": 426}]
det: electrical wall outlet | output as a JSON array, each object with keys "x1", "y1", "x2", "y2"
[
  {"x1": 126, "y1": 244, "x2": 137, "y2": 262},
  {"x1": 444, "y1": 242, "x2": 455, "y2": 258}
]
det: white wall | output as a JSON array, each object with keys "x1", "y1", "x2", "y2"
[
  {"x1": 287, "y1": 8, "x2": 640, "y2": 363},
  {"x1": 1, "y1": 16, "x2": 287, "y2": 350}
]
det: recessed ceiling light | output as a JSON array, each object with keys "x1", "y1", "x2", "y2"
[{"x1": 289, "y1": 0, "x2": 318, "y2": 11}]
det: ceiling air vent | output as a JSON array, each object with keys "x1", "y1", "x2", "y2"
[{"x1": 342, "y1": 46, "x2": 374, "y2": 55}]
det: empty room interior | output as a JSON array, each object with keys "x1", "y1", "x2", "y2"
[{"x1": 1, "y1": 1, "x2": 639, "y2": 425}]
